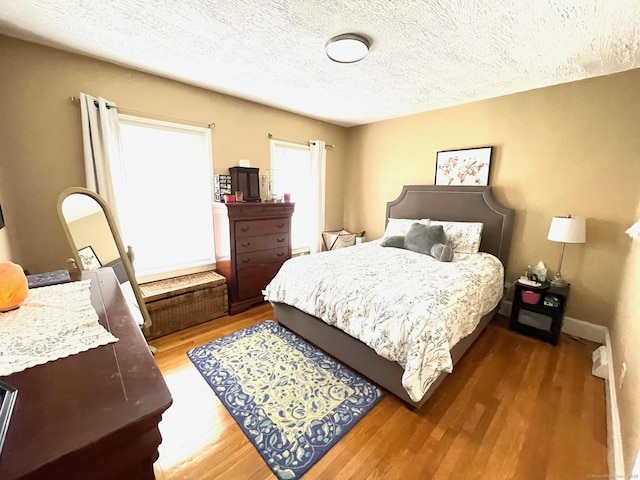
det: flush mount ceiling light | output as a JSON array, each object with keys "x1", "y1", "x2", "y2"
[{"x1": 325, "y1": 33, "x2": 370, "y2": 63}]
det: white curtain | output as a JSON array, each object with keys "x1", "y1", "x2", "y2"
[
  {"x1": 309, "y1": 140, "x2": 326, "y2": 253},
  {"x1": 79, "y1": 93, "x2": 124, "y2": 219}
]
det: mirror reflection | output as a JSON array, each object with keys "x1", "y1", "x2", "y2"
[
  {"x1": 61, "y1": 194, "x2": 120, "y2": 271},
  {"x1": 56, "y1": 187, "x2": 152, "y2": 332}
]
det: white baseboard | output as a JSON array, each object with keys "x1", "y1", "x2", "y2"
[
  {"x1": 562, "y1": 316, "x2": 607, "y2": 344},
  {"x1": 498, "y1": 299, "x2": 624, "y2": 477},
  {"x1": 603, "y1": 330, "x2": 625, "y2": 478}
]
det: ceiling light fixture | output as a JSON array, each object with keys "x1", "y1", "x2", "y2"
[{"x1": 325, "y1": 34, "x2": 370, "y2": 63}]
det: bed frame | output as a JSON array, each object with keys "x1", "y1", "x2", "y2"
[{"x1": 273, "y1": 185, "x2": 515, "y2": 408}]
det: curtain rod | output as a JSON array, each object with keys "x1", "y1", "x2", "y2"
[
  {"x1": 268, "y1": 133, "x2": 335, "y2": 149},
  {"x1": 69, "y1": 96, "x2": 215, "y2": 128}
]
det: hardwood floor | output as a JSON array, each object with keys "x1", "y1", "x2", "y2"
[{"x1": 149, "y1": 304, "x2": 608, "y2": 479}]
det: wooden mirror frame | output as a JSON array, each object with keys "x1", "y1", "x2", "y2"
[
  {"x1": 56, "y1": 187, "x2": 152, "y2": 331},
  {"x1": 0, "y1": 379, "x2": 17, "y2": 455}
]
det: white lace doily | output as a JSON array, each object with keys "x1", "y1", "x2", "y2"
[{"x1": 0, "y1": 280, "x2": 118, "y2": 376}]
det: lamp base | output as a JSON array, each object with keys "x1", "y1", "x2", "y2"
[{"x1": 550, "y1": 272, "x2": 568, "y2": 287}]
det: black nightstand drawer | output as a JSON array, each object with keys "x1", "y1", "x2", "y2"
[{"x1": 518, "y1": 310, "x2": 553, "y2": 331}]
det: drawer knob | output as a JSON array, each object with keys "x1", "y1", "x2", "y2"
[
  {"x1": 241, "y1": 242, "x2": 251, "y2": 247},
  {"x1": 277, "y1": 252, "x2": 285, "y2": 257},
  {"x1": 241, "y1": 259, "x2": 251, "y2": 264},
  {"x1": 276, "y1": 238, "x2": 285, "y2": 243},
  {"x1": 240, "y1": 226, "x2": 250, "y2": 232},
  {"x1": 276, "y1": 223, "x2": 285, "y2": 229}
]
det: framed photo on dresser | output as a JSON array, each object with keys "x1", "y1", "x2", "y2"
[{"x1": 78, "y1": 245, "x2": 101, "y2": 270}]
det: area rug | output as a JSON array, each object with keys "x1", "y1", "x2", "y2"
[{"x1": 187, "y1": 320, "x2": 382, "y2": 479}]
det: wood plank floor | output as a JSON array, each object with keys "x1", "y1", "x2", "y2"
[{"x1": 149, "y1": 304, "x2": 608, "y2": 479}]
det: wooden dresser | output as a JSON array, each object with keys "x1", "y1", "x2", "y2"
[
  {"x1": 212, "y1": 202, "x2": 295, "y2": 314},
  {"x1": 0, "y1": 268, "x2": 172, "y2": 480}
]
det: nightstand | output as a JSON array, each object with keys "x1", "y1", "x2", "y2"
[{"x1": 509, "y1": 282, "x2": 570, "y2": 345}]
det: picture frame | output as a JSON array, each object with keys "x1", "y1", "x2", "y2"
[
  {"x1": 0, "y1": 379, "x2": 17, "y2": 455},
  {"x1": 435, "y1": 146, "x2": 493, "y2": 186},
  {"x1": 78, "y1": 245, "x2": 102, "y2": 270}
]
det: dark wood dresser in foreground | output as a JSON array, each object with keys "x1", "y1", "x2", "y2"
[
  {"x1": 212, "y1": 202, "x2": 294, "y2": 314},
  {"x1": 0, "y1": 268, "x2": 172, "y2": 480}
]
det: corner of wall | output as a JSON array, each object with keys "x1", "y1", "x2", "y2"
[{"x1": 603, "y1": 330, "x2": 626, "y2": 478}]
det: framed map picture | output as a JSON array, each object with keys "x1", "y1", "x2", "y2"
[{"x1": 435, "y1": 146, "x2": 493, "y2": 186}]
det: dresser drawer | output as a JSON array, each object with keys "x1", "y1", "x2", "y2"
[
  {"x1": 236, "y1": 263, "x2": 285, "y2": 300},
  {"x1": 236, "y1": 218, "x2": 289, "y2": 238},
  {"x1": 236, "y1": 233, "x2": 289, "y2": 254},
  {"x1": 236, "y1": 247, "x2": 289, "y2": 270}
]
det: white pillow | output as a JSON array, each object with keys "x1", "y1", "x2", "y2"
[
  {"x1": 430, "y1": 221, "x2": 483, "y2": 254},
  {"x1": 383, "y1": 218, "x2": 430, "y2": 238}
]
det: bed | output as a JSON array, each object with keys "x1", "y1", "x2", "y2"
[{"x1": 265, "y1": 185, "x2": 514, "y2": 408}]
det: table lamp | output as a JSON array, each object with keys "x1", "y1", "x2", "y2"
[
  {"x1": 626, "y1": 220, "x2": 640, "y2": 241},
  {"x1": 547, "y1": 215, "x2": 586, "y2": 287}
]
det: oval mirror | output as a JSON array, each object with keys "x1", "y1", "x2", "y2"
[{"x1": 56, "y1": 187, "x2": 152, "y2": 333}]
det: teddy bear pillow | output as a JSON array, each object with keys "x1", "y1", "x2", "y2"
[{"x1": 381, "y1": 222, "x2": 453, "y2": 262}]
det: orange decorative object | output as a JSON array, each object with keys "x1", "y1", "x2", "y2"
[{"x1": 0, "y1": 261, "x2": 29, "y2": 312}]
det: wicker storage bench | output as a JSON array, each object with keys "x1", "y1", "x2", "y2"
[{"x1": 139, "y1": 271, "x2": 228, "y2": 340}]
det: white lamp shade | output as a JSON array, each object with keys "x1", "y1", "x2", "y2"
[
  {"x1": 626, "y1": 220, "x2": 640, "y2": 241},
  {"x1": 547, "y1": 216, "x2": 586, "y2": 243}
]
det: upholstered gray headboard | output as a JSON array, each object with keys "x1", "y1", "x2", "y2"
[{"x1": 386, "y1": 185, "x2": 515, "y2": 267}]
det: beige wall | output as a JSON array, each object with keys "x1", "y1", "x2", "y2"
[
  {"x1": 0, "y1": 35, "x2": 346, "y2": 274},
  {"x1": 344, "y1": 69, "x2": 640, "y2": 328},
  {"x1": 611, "y1": 198, "x2": 640, "y2": 475}
]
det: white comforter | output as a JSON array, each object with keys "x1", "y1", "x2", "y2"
[{"x1": 263, "y1": 242, "x2": 504, "y2": 402}]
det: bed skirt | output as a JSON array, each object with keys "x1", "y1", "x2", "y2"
[{"x1": 273, "y1": 302, "x2": 496, "y2": 408}]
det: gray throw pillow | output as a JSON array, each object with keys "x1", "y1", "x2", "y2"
[
  {"x1": 404, "y1": 223, "x2": 446, "y2": 255},
  {"x1": 381, "y1": 235, "x2": 406, "y2": 248},
  {"x1": 430, "y1": 242, "x2": 454, "y2": 262}
]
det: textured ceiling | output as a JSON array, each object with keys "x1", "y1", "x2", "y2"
[{"x1": 0, "y1": 0, "x2": 639, "y2": 126}]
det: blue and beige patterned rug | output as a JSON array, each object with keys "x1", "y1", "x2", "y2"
[{"x1": 187, "y1": 320, "x2": 382, "y2": 479}]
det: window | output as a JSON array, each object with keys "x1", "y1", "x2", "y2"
[
  {"x1": 270, "y1": 140, "x2": 314, "y2": 253},
  {"x1": 117, "y1": 115, "x2": 214, "y2": 281}
]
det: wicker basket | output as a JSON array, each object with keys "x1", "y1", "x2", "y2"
[{"x1": 140, "y1": 271, "x2": 228, "y2": 340}]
